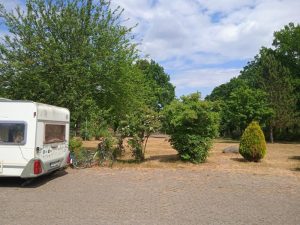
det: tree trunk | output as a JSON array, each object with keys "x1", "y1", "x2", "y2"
[
  {"x1": 270, "y1": 126, "x2": 274, "y2": 143},
  {"x1": 143, "y1": 135, "x2": 150, "y2": 156}
]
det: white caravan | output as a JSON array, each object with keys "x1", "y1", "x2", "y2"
[{"x1": 0, "y1": 100, "x2": 70, "y2": 178}]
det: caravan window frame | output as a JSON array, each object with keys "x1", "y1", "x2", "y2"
[
  {"x1": 44, "y1": 123, "x2": 66, "y2": 144},
  {"x1": 0, "y1": 121, "x2": 27, "y2": 146}
]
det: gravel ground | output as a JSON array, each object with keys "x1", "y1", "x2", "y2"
[{"x1": 0, "y1": 168, "x2": 299, "y2": 225}]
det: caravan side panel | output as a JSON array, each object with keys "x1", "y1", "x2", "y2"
[{"x1": 0, "y1": 102, "x2": 37, "y2": 177}]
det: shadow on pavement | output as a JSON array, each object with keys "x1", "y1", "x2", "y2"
[{"x1": 0, "y1": 169, "x2": 68, "y2": 188}]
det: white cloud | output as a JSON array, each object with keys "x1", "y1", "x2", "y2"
[
  {"x1": 172, "y1": 68, "x2": 240, "y2": 89},
  {"x1": 111, "y1": 0, "x2": 300, "y2": 95},
  {"x1": 113, "y1": 0, "x2": 300, "y2": 62}
]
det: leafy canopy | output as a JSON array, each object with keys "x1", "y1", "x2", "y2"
[
  {"x1": 221, "y1": 86, "x2": 273, "y2": 137},
  {"x1": 0, "y1": 0, "x2": 150, "y2": 129},
  {"x1": 136, "y1": 59, "x2": 175, "y2": 111}
]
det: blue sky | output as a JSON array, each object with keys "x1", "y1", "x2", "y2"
[{"x1": 1, "y1": 0, "x2": 300, "y2": 97}]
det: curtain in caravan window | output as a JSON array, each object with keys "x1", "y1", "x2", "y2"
[
  {"x1": 44, "y1": 124, "x2": 66, "y2": 144},
  {"x1": 0, "y1": 122, "x2": 26, "y2": 144}
]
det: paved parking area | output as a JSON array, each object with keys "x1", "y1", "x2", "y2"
[{"x1": 0, "y1": 168, "x2": 299, "y2": 225}]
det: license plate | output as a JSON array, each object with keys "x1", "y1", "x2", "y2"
[{"x1": 50, "y1": 161, "x2": 60, "y2": 168}]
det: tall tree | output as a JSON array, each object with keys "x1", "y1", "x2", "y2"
[
  {"x1": 272, "y1": 23, "x2": 300, "y2": 112},
  {"x1": 205, "y1": 77, "x2": 247, "y2": 102},
  {"x1": 273, "y1": 23, "x2": 300, "y2": 74},
  {"x1": 257, "y1": 51, "x2": 297, "y2": 142},
  {"x1": 221, "y1": 87, "x2": 272, "y2": 138},
  {"x1": 0, "y1": 0, "x2": 148, "y2": 129},
  {"x1": 136, "y1": 59, "x2": 175, "y2": 111}
]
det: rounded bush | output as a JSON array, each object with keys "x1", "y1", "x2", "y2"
[
  {"x1": 162, "y1": 93, "x2": 219, "y2": 163},
  {"x1": 239, "y1": 121, "x2": 267, "y2": 162},
  {"x1": 170, "y1": 134, "x2": 212, "y2": 163}
]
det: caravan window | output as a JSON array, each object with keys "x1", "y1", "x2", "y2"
[
  {"x1": 0, "y1": 122, "x2": 26, "y2": 145},
  {"x1": 44, "y1": 124, "x2": 66, "y2": 144}
]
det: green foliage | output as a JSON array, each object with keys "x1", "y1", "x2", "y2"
[
  {"x1": 205, "y1": 78, "x2": 248, "y2": 102},
  {"x1": 221, "y1": 87, "x2": 273, "y2": 138},
  {"x1": 118, "y1": 107, "x2": 161, "y2": 138},
  {"x1": 136, "y1": 59, "x2": 175, "y2": 111},
  {"x1": 80, "y1": 112, "x2": 110, "y2": 140},
  {"x1": 171, "y1": 134, "x2": 212, "y2": 163},
  {"x1": 80, "y1": 129, "x2": 92, "y2": 141},
  {"x1": 273, "y1": 23, "x2": 300, "y2": 78},
  {"x1": 0, "y1": 0, "x2": 149, "y2": 130},
  {"x1": 162, "y1": 92, "x2": 219, "y2": 163},
  {"x1": 127, "y1": 136, "x2": 144, "y2": 162},
  {"x1": 69, "y1": 137, "x2": 83, "y2": 153},
  {"x1": 69, "y1": 137, "x2": 93, "y2": 167},
  {"x1": 94, "y1": 127, "x2": 111, "y2": 140},
  {"x1": 239, "y1": 121, "x2": 267, "y2": 162},
  {"x1": 258, "y1": 50, "x2": 297, "y2": 142},
  {"x1": 273, "y1": 23, "x2": 300, "y2": 118},
  {"x1": 96, "y1": 134, "x2": 117, "y2": 166},
  {"x1": 206, "y1": 23, "x2": 300, "y2": 142},
  {"x1": 117, "y1": 106, "x2": 161, "y2": 161}
]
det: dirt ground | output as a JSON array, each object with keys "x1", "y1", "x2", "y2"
[{"x1": 83, "y1": 136, "x2": 300, "y2": 176}]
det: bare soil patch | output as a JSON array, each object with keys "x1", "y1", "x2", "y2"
[{"x1": 82, "y1": 136, "x2": 300, "y2": 176}]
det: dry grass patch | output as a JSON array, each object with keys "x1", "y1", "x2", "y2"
[{"x1": 82, "y1": 136, "x2": 300, "y2": 176}]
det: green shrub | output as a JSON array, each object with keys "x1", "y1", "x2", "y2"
[
  {"x1": 239, "y1": 121, "x2": 267, "y2": 162},
  {"x1": 117, "y1": 107, "x2": 161, "y2": 162},
  {"x1": 80, "y1": 129, "x2": 92, "y2": 141},
  {"x1": 96, "y1": 134, "x2": 117, "y2": 166},
  {"x1": 171, "y1": 134, "x2": 213, "y2": 163},
  {"x1": 94, "y1": 127, "x2": 110, "y2": 140},
  {"x1": 69, "y1": 137, "x2": 91, "y2": 166},
  {"x1": 128, "y1": 136, "x2": 144, "y2": 162},
  {"x1": 69, "y1": 137, "x2": 83, "y2": 153},
  {"x1": 162, "y1": 93, "x2": 219, "y2": 163}
]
